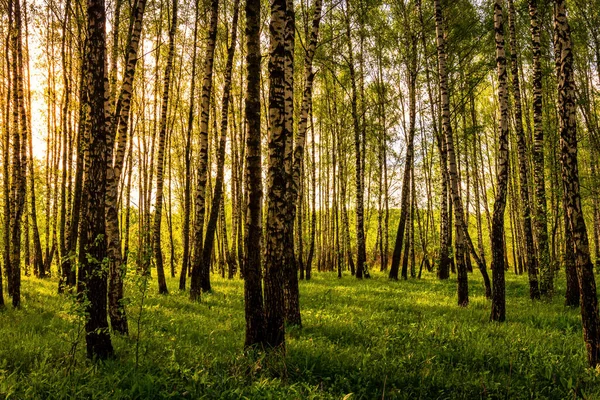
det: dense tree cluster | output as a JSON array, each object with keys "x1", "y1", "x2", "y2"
[{"x1": 1, "y1": 0, "x2": 599, "y2": 365}]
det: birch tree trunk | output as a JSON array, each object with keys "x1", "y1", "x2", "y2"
[
  {"x1": 1, "y1": 26, "x2": 9, "y2": 305},
  {"x1": 243, "y1": 0, "x2": 265, "y2": 348},
  {"x1": 390, "y1": 28, "x2": 417, "y2": 281},
  {"x1": 281, "y1": 0, "x2": 299, "y2": 325},
  {"x1": 9, "y1": 0, "x2": 29, "y2": 307},
  {"x1": 152, "y1": 0, "x2": 178, "y2": 295},
  {"x1": 434, "y1": 0, "x2": 467, "y2": 304},
  {"x1": 508, "y1": 0, "x2": 539, "y2": 300},
  {"x1": 179, "y1": 0, "x2": 200, "y2": 290},
  {"x1": 283, "y1": 0, "x2": 322, "y2": 326},
  {"x1": 417, "y1": 0, "x2": 450, "y2": 280},
  {"x1": 200, "y1": 0, "x2": 240, "y2": 297},
  {"x1": 490, "y1": 0, "x2": 509, "y2": 322},
  {"x1": 106, "y1": 0, "x2": 147, "y2": 333},
  {"x1": 190, "y1": 0, "x2": 219, "y2": 300},
  {"x1": 344, "y1": 1, "x2": 367, "y2": 279},
  {"x1": 264, "y1": 0, "x2": 288, "y2": 349},
  {"x1": 61, "y1": 56, "x2": 87, "y2": 291},
  {"x1": 80, "y1": 0, "x2": 114, "y2": 359},
  {"x1": 554, "y1": 0, "x2": 600, "y2": 367},
  {"x1": 528, "y1": 0, "x2": 552, "y2": 298},
  {"x1": 434, "y1": 0, "x2": 491, "y2": 302}
]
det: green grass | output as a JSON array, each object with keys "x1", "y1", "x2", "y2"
[{"x1": 0, "y1": 270, "x2": 599, "y2": 399}]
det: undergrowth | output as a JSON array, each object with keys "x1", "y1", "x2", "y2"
[{"x1": 0, "y1": 270, "x2": 598, "y2": 399}]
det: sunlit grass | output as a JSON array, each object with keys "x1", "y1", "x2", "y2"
[{"x1": 0, "y1": 269, "x2": 598, "y2": 399}]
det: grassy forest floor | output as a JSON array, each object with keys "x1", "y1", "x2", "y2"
[{"x1": 1, "y1": 270, "x2": 599, "y2": 399}]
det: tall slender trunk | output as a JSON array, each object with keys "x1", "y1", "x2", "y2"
[
  {"x1": 434, "y1": 0, "x2": 490, "y2": 302},
  {"x1": 167, "y1": 135, "x2": 175, "y2": 278},
  {"x1": 333, "y1": 121, "x2": 341, "y2": 278},
  {"x1": 152, "y1": 0, "x2": 178, "y2": 295},
  {"x1": 344, "y1": 1, "x2": 366, "y2": 279},
  {"x1": 28, "y1": 88, "x2": 43, "y2": 281},
  {"x1": 508, "y1": 0, "x2": 539, "y2": 300},
  {"x1": 200, "y1": 0, "x2": 240, "y2": 296},
  {"x1": 375, "y1": 42, "x2": 387, "y2": 272},
  {"x1": 179, "y1": 0, "x2": 200, "y2": 290},
  {"x1": 551, "y1": 7, "x2": 578, "y2": 307},
  {"x1": 190, "y1": 0, "x2": 219, "y2": 300},
  {"x1": 233, "y1": 87, "x2": 245, "y2": 277},
  {"x1": 139, "y1": 12, "x2": 161, "y2": 275},
  {"x1": 284, "y1": 0, "x2": 322, "y2": 325},
  {"x1": 591, "y1": 157, "x2": 600, "y2": 271},
  {"x1": 490, "y1": 0, "x2": 509, "y2": 322},
  {"x1": 62, "y1": 54, "x2": 87, "y2": 292},
  {"x1": 528, "y1": 0, "x2": 552, "y2": 297},
  {"x1": 470, "y1": 94, "x2": 487, "y2": 270},
  {"x1": 417, "y1": 0, "x2": 450, "y2": 280},
  {"x1": 106, "y1": 0, "x2": 147, "y2": 334},
  {"x1": 58, "y1": 0, "x2": 71, "y2": 286},
  {"x1": 230, "y1": 95, "x2": 240, "y2": 277},
  {"x1": 108, "y1": 0, "x2": 121, "y2": 108},
  {"x1": 410, "y1": 168, "x2": 416, "y2": 278},
  {"x1": 434, "y1": 0, "x2": 467, "y2": 304},
  {"x1": 340, "y1": 130, "x2": 355, "y2": 276},
  {"x1": 281, "y1": 0, "x2": 300, "y2": 325},
  {"x1": 243, "y1": 0, "x2": 265, "y2": 348},
  {"x1": 306, "y1": 103, "x2": 316, "y2": 280},
  {"x1": 221, "y1": 198, "x2": 235, "y2": 279},
  {"x1": 25, "y1": 0, "x2": 46, "y2": 281},
  {"x1": 462, "y1": 111, "x2": 473, "y2": 274},
  {"x1": 376, "y1": 50, "x2": 384, "y2": 272},
  {"x1": 554, "y1": 0, "x2": 600, "y2": 367},
  {"x1": 80, "y1": 0, "x2": 114, "y2": 359},
  {"x1": 6, "y1": 0, "x2": 16, "y2": 295},
  {"x1": 2, "y1": 22, "x2": 10, "y2": 306},
  {"x1": 263, "y1": 0, "x2": 288, "y2": 349},
  {"x1": 123, "y1": 137, "x2": 133, "y2": 265},
  {"x1": 390, "y1": 33, "x2": 417, "y2": 280},
  {"x1": 43, "y1": 21, "x2": 51, "y2": 279},
  {"x1": 9, "y1": 0, "x2": 29, "y2": 307}
]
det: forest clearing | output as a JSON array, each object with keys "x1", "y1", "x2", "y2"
[{"x1": 1, "y1": 273, "x2": 599, "y2": 399}]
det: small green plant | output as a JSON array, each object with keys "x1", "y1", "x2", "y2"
[
  {"x1": 60, "y1": 288, "x2": 87, "y2": 375},
  {"x1": 133, "y1": 268, "x2": 150, "y2": 370}
]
